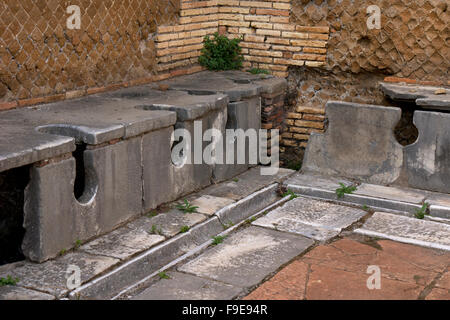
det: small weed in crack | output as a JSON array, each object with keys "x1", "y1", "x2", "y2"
[
  {"x1": 180, "y1": 225, "x2": 190, "y2": 233},
  {"x1": 212, "y1": 235, "x2": 226, "y2": 246},
  {"x1": 146, "y1": 210, "x2": 158, "y2": 218},
  {"x1": 176, "y1": 199, "x2": 199, "y2": 213},
  {"x1": 336, "y1": 183, "x2": 357, "y2": 199},
  {"x1": 415, "y1": 202, "x2": 430, "y2": 219},
  {"x1": 150, "y1": 224, "x2": 162, "y2": 235},
  {"x1": 248, "y1": 68, "x2": 270, "y2": 75},
  {"x1": 158, "y1": 272, "x2": 171, "y2": 280},
  {"x1": 282, "y1": 189, "x2": 298, "y2": 200},
  {"x1": 245, "y1": 216, "x2": 257, "y2": 224},
  {"x1": 223, "y1": 221, "x2": 234, "y2": 229},
  {"x1": 0, "y1": 275, "x2": 19, "y2": 287}
]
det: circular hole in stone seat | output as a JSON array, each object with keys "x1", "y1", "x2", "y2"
[
  {"x1": 187, "y1": 90, "x2": 217, "y2": 96},
  {"x1": 393, "y1": 103, "x2": 419, "y2": 146},
  {"x1": 233, "y1": 79, "x2": 251, "y2": 84},
  {"x1": 136, "y1": 104, "x2": 157, "y2": 111}
]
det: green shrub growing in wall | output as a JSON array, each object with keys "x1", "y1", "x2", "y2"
[{"x1": 198, "y1": 32, "x2": 244, "y2": 71}]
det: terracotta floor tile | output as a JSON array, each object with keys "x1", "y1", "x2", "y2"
[
  {"x1": 244, "y1": 261, "x2": 309, "y2": 300},
  {"x1": 378, "y1": 240, "x2": 449, "y2": 273},
  {"x1": 306, "y1": 264, "x2": 424, "y2": 300},
  {"x1": 425, "y1": 288, "x2": 450, "y2": 300},
  {"x1": 244, "y1": 238, "x2": 450, "y2": 300}
]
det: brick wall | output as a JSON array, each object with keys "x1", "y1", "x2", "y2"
[
  {"x1": 155, "y1": 0, "x2": 329, "y2": 78},
  {"x1": 291, "y1": 0, "x2": 449, "y2": 81},
  {"x1": 1, "y1": 0, "x2": 331, "y2": 109},
  {"x1": 0, "y1": 0, "x2": 180, "y2": 107}
]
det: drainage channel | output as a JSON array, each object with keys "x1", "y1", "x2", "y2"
[
  {"x1": 111, "y1": 195, "x2": 292, "y2": 300},
  {"x1": 67, "y1": 183, "x2": 290, "y2": 300}
]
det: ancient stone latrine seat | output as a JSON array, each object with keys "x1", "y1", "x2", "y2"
[
  {"x1": 0, "y1": 72, "x2": 286, "y2": 263},
  {"x1": 303, "y1": 90, "x2": 450, "y2": 194}
]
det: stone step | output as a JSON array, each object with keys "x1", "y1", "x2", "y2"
[
  {"x1": 285, "y1": 173, "x2": 450, "y2": 220},
  {"x1": 354, "y1": 212, "x2": 450, "y2": 251}
]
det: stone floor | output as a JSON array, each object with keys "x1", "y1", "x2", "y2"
[
  {"x1": 245, "y1": 238, "x2": 450, "y2": 300},
  {"x1": 126, "y1": 186, "x2": 450, "y2": 301},
  {"x1": 1, "y1": 171, "x2": 449, "y2": 300}
]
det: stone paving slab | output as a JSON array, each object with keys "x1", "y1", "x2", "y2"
[
  {"x1": 80, "y1": 227, "x2": 165, "y2": 260},
  {"x1": 70, "y1": 232, "x2": 195, "y2": 300},
  {"x1": 0, "y1": 252, "x2": 119, "y2": 298},
  {"x1": 68, "y1": 183, "x2": 286, "y2": 299},
  {"x1": 354, "y1": 184, "x2": 426, "y2": 204},
  {"x1": 178, "y1": 226, "x2": 314, "y2": 288},
  {"x1": 355, "y1": 212, "x2": 450, "y2": 251},
  {"x1": 253, "y1": 197, "x2": 367, "y2": 241},
  {"x1": 132, "y1": 272, "x2": 242, "y2": 300},
  {"x1": 189, "y1": 195, "x2": 235, "y2": 216},
  {"x1": 201, "y1": 167, "x2": 294, "y2": 201},
  {"x1": 128, "y1": 209, "x2": 207, "y2": 238},
  {"x1": 245, "y1": 239, "x2": 450, "y2": 300},
  {"x1": 0, "y1": 286, "x2": 55, "y2": 300}
]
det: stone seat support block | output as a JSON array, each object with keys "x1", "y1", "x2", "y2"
[
  {"x1": 405, "y1": 111, "x2": 450, "y2": 194},
  {"x1": 142, "y1": 103, "x2": 228, "y2": 210},
  {"x1": 302, "y1": 100, "x2": 450, "y2": 196},
  {"x1": 303, "y1": 101, "x2": 404, "y2": 185},
  {"x1": 23, "y1": 137, "x2": 143, "y2": 262},
  {"x1": 162, "y1": 71, "x2": 286, "y2": 182}
]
